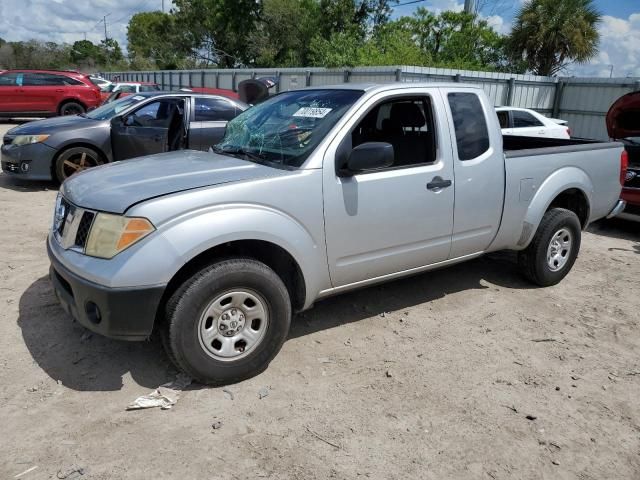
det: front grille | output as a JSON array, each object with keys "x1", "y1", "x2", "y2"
[
  {"x1": 1, "y1": 161, "x2": 19, "y2": 173},
  {"x1": 74, "y1": 211, "x2": 95, "y2": 248}
]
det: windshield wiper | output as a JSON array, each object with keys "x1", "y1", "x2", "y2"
[{"x1": 212, "y1": 145, "x2": 269, "y2": 164}]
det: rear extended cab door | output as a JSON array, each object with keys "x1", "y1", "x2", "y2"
[{"x1": 441, "y1": 87, "x2": 505, "y2": 258}]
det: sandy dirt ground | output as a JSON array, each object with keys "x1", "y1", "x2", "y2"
[{"x1": 0, "y1": 122, "x2": 639, "y2": 479}]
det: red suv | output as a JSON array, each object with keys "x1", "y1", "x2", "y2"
[{"x1": 0, "y1": 70, "x2": 102, "y2": 117}]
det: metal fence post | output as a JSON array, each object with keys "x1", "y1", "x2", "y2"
[
  {"x1": 169, "y1": 72, "x2": 173, "y2": 91},
  {"x1": 201, "y1": 70, "x2": 205, "y2": 88},
  {"x1": 454, "y1": 74, "x2": 461, "y2": 83},
  {"x1": 251, "y1": 71, "x2": 256, "y2": 79},
  {"x1": 395, "y1": 68, "x2": 402, "y2": 82},
  {"x1": 215, "y1": 72, "x2": 219, "y2": 89},
  {"x1": 232, "y1": 71, "x2": 237, "y2": 91},
  {"x1": 552, "y1": 80, "x2": 565, "y2": 118},
  {"x1": 343, "y1": 70, "x2": 351, "y2": 83},
  {"x1": 275, "y1": 71, "x2": 280, "y2": 93},
  {"x1": 188, "y1": 71, "x2": 193, "y2": 88},
  {"x1": 305, "y1": 70, "x2": 312, "y2": 87},
  {"x1": 506, "y1": 77, "x2": 516, "y2": 106}
]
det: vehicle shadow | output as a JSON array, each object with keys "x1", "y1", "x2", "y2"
[
  {"x1": 0, "y1": 173, "x2": 58, "y2": 192},
  {"x1": 18, "y1": 252, "x2": 533, "y2": 391},
  {"x1": 17, "y1": 276, "x2": 173, "y2": 392},
  {"x1": 289, "y1": 251, "x2": 533, "y2": 339},
  {"x1": 588, "y1": 218, "x2": 640, "y2": 253}
]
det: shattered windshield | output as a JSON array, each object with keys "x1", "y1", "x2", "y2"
[{"x1": 215, "y1": 89, "x2": 363, "y2": 168}]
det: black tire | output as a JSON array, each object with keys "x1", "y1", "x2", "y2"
[
  {"x1": 163, "y1": 258, "x2": 291, "y2": 385},
  {"x1": 518, "y1": 208, "x2": 581, "y2": 286},
  {"x1": 59, "y1": 101, "x2": 85, "y2": 116},
  {"x1": 54, "y1": 146, "x2": 103, "y2": 183}
]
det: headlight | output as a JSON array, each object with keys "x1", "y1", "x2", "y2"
[
  {"x1": 85, "y1": 213, "x2": 155, "y2": 259},
  {"x1": 12, "y1": 134, "x2": 50, "y2": 146}
]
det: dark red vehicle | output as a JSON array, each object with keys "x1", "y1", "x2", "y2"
[
  {"x1": 607, "y1": 91, "x2": 640, "y2": 220},
  {"x1": 0, "y1": 69, "x2": 102, "y2": 117}
]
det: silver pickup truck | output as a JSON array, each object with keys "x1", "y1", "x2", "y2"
[{"x1": 47, "y1": 83, "x2": 626, "y2": 384}]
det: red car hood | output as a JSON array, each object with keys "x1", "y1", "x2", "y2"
[{"x1": 606, "y1": 91, "x2": 640, "y2": 139}]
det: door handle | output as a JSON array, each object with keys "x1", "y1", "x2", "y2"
[{"x1": 427, "y1": 176, "x2": 452, "y2": 191}]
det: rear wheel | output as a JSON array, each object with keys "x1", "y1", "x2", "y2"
[
  {"x1": 518, "y1": 208, "x2": 581, "y2": 286},
  {"x1": 54, "y1": 146, "x2": 103, "y2": 183},
  {"x1": 59, "y1": 101, "x2": 85, "y2": 116},
  {"x1": 163, "y1": 258, "x2": 291, "y2": 385}
]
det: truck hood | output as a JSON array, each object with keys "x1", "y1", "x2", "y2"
[
  {"x1": 7, "y1": 115, "x2": 99, "y2": 136},
  {"x1": 61, "y1": 150, "x2": 288, "y2": 214},
  {"x1": 606, "y1": 91, "x2": 640, "y2": 139}
]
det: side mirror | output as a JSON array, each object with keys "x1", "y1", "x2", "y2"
[
  {"x1": 110, "y1": 116, "x2": 122, "y2": 127},
  {"x1": 341, "y1": 142, "x2": 394, "y2": 176}
]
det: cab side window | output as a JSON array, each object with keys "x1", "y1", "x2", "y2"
[
  {"x1": 351, "y1": 97, "x2": 437, "y2": 168},
  {"x1": 448, "y1": 92, "x2": 490, "y2": 161}
]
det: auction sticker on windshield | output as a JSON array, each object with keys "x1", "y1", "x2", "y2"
[{"x1": 293, "y1": 107, "x2": 332, "y2": 118}]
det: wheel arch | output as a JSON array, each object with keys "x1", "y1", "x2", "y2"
[
  {"x1": 57, "y1": 98, "x2": 87, "y2": 115},
  {"x1": 520, "y1": 167, "x2": 593, "y2": 247},
  {"x1": 157, "y1": 239, "x2": 307, "y2": 325}
]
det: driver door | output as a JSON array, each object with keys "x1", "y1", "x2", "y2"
[{"x1": 111, "y1": 98, "x2": 181, "y2": 161}]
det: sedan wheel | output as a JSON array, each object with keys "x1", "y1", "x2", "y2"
[{"x1": 54, "y1": 147, "x2": 103, "y2": 183}]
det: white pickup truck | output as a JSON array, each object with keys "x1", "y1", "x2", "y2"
[{"x1": 47, "y1": 83, "x2": 627, "y2": 384}]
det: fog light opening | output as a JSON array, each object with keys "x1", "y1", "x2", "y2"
[
  {"x1": 20, "y1": 161, "x2": 30, "y2": 172},
  {"x1": 85, "y1": 302, "x2": 102, "y2": 324}
]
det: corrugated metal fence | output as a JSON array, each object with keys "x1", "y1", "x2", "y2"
[{"x1": 103, "y1": 66, "x2": 640, "y2": 140}]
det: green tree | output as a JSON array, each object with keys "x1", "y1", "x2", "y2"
[
  {"x1": 127, "y1": 11, "x2": 190, "y2": 69},
  {"x1": 173, "y1": 0, "x2": 261, "y2": 67},
  {"x1": 508, "y1": 0, "x2": 601, "y2": 76},
  {"x1": 408, "y1": 9, "x2": 509, "y2": 70},
  {"x1": 70, "y1": 40, "x2": 105, "y2": 67},
  {"x1": 249, "y1": 0, "x2": 320, "y2": 67}
]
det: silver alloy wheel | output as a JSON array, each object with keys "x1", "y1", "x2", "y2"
[
  {"x1": 197, "y1": 289, "x2": 269, "y2": 361},
  {"x1": 546, "y1": 228, "x2": 572, "y2": 272}
]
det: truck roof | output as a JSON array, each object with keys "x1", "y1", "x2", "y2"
[{"x1": 304, "y1": 82, "x2": 482, "y2": 92}]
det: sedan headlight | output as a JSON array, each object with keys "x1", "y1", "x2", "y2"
[
  {"x1": 12, "y1": 134, "x2": 50, "y2": 146},
  {"x1": 85, "y1": 213, "x2": 155, "y2": 259}
]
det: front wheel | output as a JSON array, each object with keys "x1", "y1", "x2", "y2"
[
  {"x1": 54, "y1": 146, "x2": 103, "y2": 183},
  {"x1": 518, "y1": 208, "x2": 582, "y2": 286},
  {"x1": 163, "y1": 258, "x2": 292, "y2": 385}
]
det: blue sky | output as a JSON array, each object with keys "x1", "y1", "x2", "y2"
[
  {"x1": 391, "y1": 0, "x2": 640, "y2": 77},
  {"x1": 0, "y1": 0, "x2": 637, "y2": 78}
]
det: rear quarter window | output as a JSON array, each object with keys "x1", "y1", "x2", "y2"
[{"x1": 447, "y1": 92, "x2": 490, "y2": 161}]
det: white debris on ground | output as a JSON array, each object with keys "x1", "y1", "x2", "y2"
[{"x1": 126, "y1": 373, "x2": 192, "y2": 411}]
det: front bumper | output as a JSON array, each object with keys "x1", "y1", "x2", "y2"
[
  {"x1": 1, "y1": 142, "x2": 57, "y2": 181},
  {"x1": 47, "y1": 240, "x2": 166, "y2": 341}
]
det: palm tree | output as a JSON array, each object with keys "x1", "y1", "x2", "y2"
[{"x1": 508, "y1": 0, "x2": 601, "y2": 76}]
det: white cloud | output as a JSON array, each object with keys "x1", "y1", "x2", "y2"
[
  {"x1": 0, "y1": 0, "x2": 172, "y2": 51},
  {"x1": 569, "y1": 13, "x2": 640, "y2": 78}
]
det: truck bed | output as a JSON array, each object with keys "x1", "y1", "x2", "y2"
[{"x1": 503, "y1": 135, "x2": 616, "y2": 157}]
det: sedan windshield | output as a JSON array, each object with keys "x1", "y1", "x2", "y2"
[
  {"x1": 215, "y1": 89, "x2": 363, "y2": 168},
  {"x1": 85, "y1": 95, "x2": 147, "y2": 120}
]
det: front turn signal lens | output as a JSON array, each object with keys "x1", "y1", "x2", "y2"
[{"x1": 85, "y1": 213, "x2": 155, "y2": 259}]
